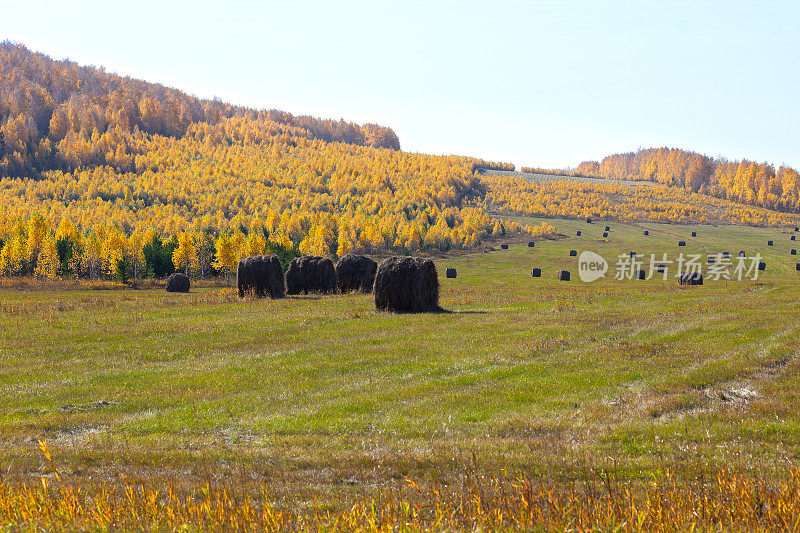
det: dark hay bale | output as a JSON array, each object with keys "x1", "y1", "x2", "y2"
[
  {"x1": 758, "y1": 261, "x2": 766, "y2": 271},
  {"x1": 722, "y1": 251, "x2": 730, "y2": 258},
  {"x1": 237, "y1": 255, "x2": 285, "y2": 298},
  {"x1": 678, "y1": 272, "x2": 704, "y2": 286},
  {"x1": 528, "y1": 241, "x2": 535, "y2": 247},
  {"x1": 768, "y1": 240, "x2": 774, "y2": 246},
  {"x1": 602, "y1": 232, "x2": 608, "y2": 238},
  {"x1": 792, "y1": 249, "x2": 797, "y2": 255},
  {"x1": 586, "y1": 218, "x2": 593, "y2": 223},
  {"x1": 792, "y1": 236, "x2": 796, "y2": 241},
  {"x1": 374, "y1": 257, "x2": 440, "y2": 313},
  {"x1": 657, "y1": 264, "x2": 666, "y2": 273},
  {"x1": 691, "y1": 231, "x2": 697, "y2": 237},
  {"x1": 795, "y1": 227, "x2": 799, "y2": 232},
  {"x1": 576, "y1": 231, "x2": 582, "y2": 236},
  {"x1": 644, "y1": 230, "x2": 649, "y2": 236},
  {"x1": 165, "y1": 272, "x2": 190, "y2": 293},
  {"x1": 636, "y1": 269, "x2": 646, "y2": 280},
  {"x1": 569, "y1": 250, "x2": 577, "y2": 256},
  {"x1": 501, "y1": 244, "x2": 509, "y2": 249},
  {"x1": 556, "y1": 270, "x2": 571, "y2": 281},
  {"x1": 678, "y1": 241, "x2": 686, "y2": 246},
  {"x1": 739, "y1": 250, "x2": 746, "y2": 257},
  {"x1": 446, "y1": 267, "x2": 457, "y2": 279},
  {"x1": 708, "y1": 256, "x2": 716, "y2": 264},
  {"x1": 286, "y1": 256, "x2": 337, "y2": 295},
  {"x1": 335, "y1": 254, "x2": 377, "y2": 293},
  {"x1": 796, "y1": 263, "x2": 800, "y2": 271},
  {"x1": 629, "y1": 251, "x2": 636, "y2": 258},
  {"x1": 604, "y1": 226, "x2": 611, "y2": 231},
  {"x1": 531, "y1": 267, "x2": 541, "y2": 277}
]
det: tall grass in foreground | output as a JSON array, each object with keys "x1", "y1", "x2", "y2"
[{"x1": 3, "y1": 468, "x2": 800, "y2": 531}]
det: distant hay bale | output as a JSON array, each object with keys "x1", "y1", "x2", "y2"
[
  {"x1": 528, "y1": 241, "x2": 535, "y2": 247},
  {"x1": 657, "y1": 264, "x2": 666, "y2": 273},
  {"x1": 556, "y1": 269, "x2": 571, "y2": 281},
  {"x1": 237, "y1": 255, "x2": 285, "y2": 299},
  {"x1": 445, "y1": 267, "x2": 457, "y2": 279},
  {"x1": 644, "y1": 230, "x2": 649, "y2": 236},
  {"x1": 531, "y1": 267, "x2": 541, "y2": 277},
  {"x1": 708, "y1": 256, "x2": 716, "y2": 264},
  {"x1": 792, "y1": 249, "x2": 797, "y2": 255},
  {"x1": 796, "y1": 263, "x2": 800, "y2": 271},
  {"x1": 795, "y1": 227, "x2": 799, "y2": 232},
  {"x1": 768, "y1": 240, "x2": 774, "y2": 246},
  {"x1": 501, "y1": 244, "x2": 509, "y2": 249},
  {"x1": 586, "y1": 218, "x2": 593, "y2": 224},
  {"x1": 374, "y1": 257, "x2": 440, "y2": 313},
  {"x1": 636, "y1": 269, "x2": 646, "y2": 280},
  {"x1": 678, "y1": 272, "x2": 703, "y2": 286},
  {"x1": 629, "y1": 251, "x2": 636, "y2": 258},
  {"x1": 691, "y1": 231, "x2": 697, "y2": 237},
  {"x1": 739, "y1": 251, "x2": 746, "y2": 257},
  {"x1": 792, "y1": 236, "x2": 796, "y2": 241},
  {"x1": 286, "y1": 256, "x2": 336, "y2": 295},
  {"x1": 602, "y1": 232, "x2": 608, "y2": 238},
  {"x1": 576, "y1": 230, "x2": 582, "y2": 236},
  {"x1": 722, "y1": 251, "x2": 730, "y2": 258},
  {"x1": 678, "y1": 241, "x2": 686, "y2": 246},
  {"x1": 165, "y1": 272, "x2": 190, "y2": 293},
  {"x1": 604, "y1": 226, "x2": 611, "y2": 231},
  {"x1": 335, "y1": 254, "x2": 377, "y2": 293},
  {"x1": 569, "y1": 250, "x2": 577, "y2": 256},
  {"x1": 758, "y1": 261, "x2": 766, "y2": 271}
]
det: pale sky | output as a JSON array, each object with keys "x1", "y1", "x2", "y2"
[{"x1": 1, "y1": 0, "x2": 798, "y2": 169}]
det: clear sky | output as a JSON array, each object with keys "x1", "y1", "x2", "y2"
[{"x1": 1, "y1": 0, "x2": 798, "y2": 169}]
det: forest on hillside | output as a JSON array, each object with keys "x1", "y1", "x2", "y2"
[{"x1": 578, "y1": 148, "x2": 800, "y2": 213}]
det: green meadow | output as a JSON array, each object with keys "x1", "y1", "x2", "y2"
[{"x1": 2, "y1": 217, "x2": 800, "y2": 507}]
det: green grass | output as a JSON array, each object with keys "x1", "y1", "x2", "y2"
[{"x1": 2, "y1": 218, "x2": 800, "y2": 506}]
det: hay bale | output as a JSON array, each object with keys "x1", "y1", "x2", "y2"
[
  {"x1": 374, "y1": 257, "x2": 440, "y2": 313},
  {"x1": 722, "y1": 251, "x2": 730, "y2": 258},
  {"x1": 792, "y1": 235, "x2": 796, "y2": 241},
  {"x1": 768, "y1": 240, "x2": 774, "y2": 246},
  {"x1": 629, "y1": 251, "x2": 636, "y2": 258},
  {"x1": 792, "y1": 249, "x2": 797, "y2": 255},
  {"x1": 678, "y1": 272, "x2": 703, "y2": 286},
  {"x1": 569, "y1": 250, "x2": 577, "y2": 257},
  {"x1": 758, "y1": 261, "x2": 766, "y2": 271},
  {"x1": 739, "y1": 250, "x2": 746, "y2": 257},
  {"x1": 286, "y1": 256, "x2": 337, "y2": 295},
  {"x1": 576, "y1": 230, "x2": 582, "y2": 236},
  {"x1": 602, "y1": 232, "x2": 608, "y2": 238},
  {"x1": 556, "y1": 270, "x2": 571, "y2": 281},
  {"x1": 237, "y1": 255, "x2": 285, "y2": 298},
  {"x1": 657, "y1": 264, "x2": 666, "y2": 273},
  {"x1": 795, "y1": 227, "x2": 799, "y2": 232},
  {"x1": 165, "y1": 272, "x2": 190, "y2": 293},
  {"x1": 446, "y1": 267, "x2": 457, "y2": 279},
  {"x1": 796, "y1": 263, "x2": 800, "y2": 271},
  {"x1": 644, "y1": 230, "x2": 649, "y2": 236},
  {"x1": 528, "y1": 241, "x2": 535, "y2": 247},
  {"x1": 678, "y1": 241, "x2": 686, "y2": 246},
  {"x1": 501, "y1": 244, "x2": 509, "y2": 250},
  {"x1": 604, "y1": 226, "x2": 611, "y2": 231},
  {"x1": 691, "y1": 231, "x2": 697, "y2": 237},
  {"x1": 636, "y1": 269, "x2": 646, "y2": 280},
  {"x1": 586, "y1": 218, "x2": 593, "y2": 223},
  {"x1": 531, "y1": 267, "x2": 541, "y2": 277},
  {"x1": 708, "y1": 256, "x2": 716, "y2": 264},
  {"x1": 335, "y1": 254, "x2": 377, "y2": 293}
]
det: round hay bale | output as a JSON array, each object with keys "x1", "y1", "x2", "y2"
[
  {"x1": 528, "y1": 241, "x2": 535, "y2": 247},
  {"x1": 678, "y1": 241, "x2": 686, "y2": 246},
  {"x1": 768, "y1": 240, "x2": 774, "y2": 246},
  {"x1": 586, "y1": 218, "x2": 593, "y2": 224},
  {"x1": 796, "y1": 263, "x2": 800, "y2": 271},
  {"x1": 335, "y1": 254, "x2": 377, "y2": 293},
  {"x1": 738, "y1": 250, "x2": 746, "y2": 257},
  {"x1": 708, "y1": 256, "x2": 716, "y2": 264},
  {"x1": 556, "y1": 269, "x2": 571, "y2": 281},
  {"x1": 569, "y1": 250, "x2": 577, "y2": 257},
  {"x1": 531, "y1": 267, "x2": 541, "y2": 278},
  {"x1": 792, "y1": 249, "x2": 797, "y2": 255},
  {"x1": 792, "y1": 235, "x2": 796, "y2": 241},
  {"x1": 722, "y1": 251, "x2": 730, "y2": 258},
  {"x1": 445, "y1": 267, "x2": 457, "y2": 279},
  {"x1": 602, "y1": 232, "x2": 608, "y2": 238},
  {"x1": 165, "y1": 272, "x2": 190, "y2": 293},
  {"x1": 795, "y1": 227, "x2": 799, "y2": 232},
  {"x1": 758, "y1": 261, "x2": 766, "y2": 271},
  {"x1": 636, "y1": 269, "x2": 646, "y2": 280},
  {"x1": 237, "y1": 255, "x2": 284, "y2": 299},
  {"x1": 286, "y1": 256, "x2": 337, "y2": 295},
  {"x1": 604, "y1": 226, "x2": 611, "y2": 231},
  {"x1": 374, "y1": 257, "x2": 440, "y2": 313},
  {"x1": 576, "y1": 230, "x2": 582, "y2": 236},
  {"x1": 501, "y1": 244, "x2": 509, "y2": 250},
  {"x1": 678, "y1": 272, "x2": 703, "y2": 286},
  {"x1": 691, "y1": 231, "x2": 697, "y2": 237},
  {"x1": 657, "y1": 264, "x2": 666, "y2": 273},
  {"x1": 629, "y1": 251, "x2": 636, "y2": 258},
  {"x1": 644, "y1": 230, "x2": 649, "y2": 236}
]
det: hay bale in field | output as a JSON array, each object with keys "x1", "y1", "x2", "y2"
[
  {"x1": 657, "y1": 264, "x2": 666, "y2": 273},
  {"x1": 531, "y1": 267, "x2": 541, "y2": 277},
  {"x1": 636, "y1": 269, "x2": 646, "y2": 280},
  {"x1": 165, "y1": 272, "x2": 190, "y2": 293},
  {"x1": 286, "y1": 256, "x2": 337, "y2": 295},
  {"x1": 644, "y1": 230, "x2": 649, "y2": 236},
  {"x1": 237, "y1": 255, "x2": 285, "y2": 299},
  {"x1": 569, "y1": 250, "x2": 577, "y2": 256},
  {"x1": 556, "y1": 269, "x2": 571, "y2": 281},
  {"x1": 691, "y1": 231, "x2": 697, "y2": 237},
  {"x1": 335, "y1": 254, "x2": 378, "y2": 293},
  {"x1": 792, "y1": 236, "x2": 796, "y2": 241},
  {"x1": 576, "y1": 230, "x2": 582, "y2": 236},
  {"x1": 678, "y1": 272, "x2": 703, "y2": 286},
  {"x1": 528, "y1": 241, "x2": 535, "y2": 247},
  {"x1": 768, "y1": 240, "x2": 774, "y2": 246},
  {"x1": 722, "y1": 251, "x2": 730, "y2": 258},
  {"x1": 758, "y1": 261, "x2": 766, "y2": 271},
  {"x1": 739, "y1": 250, "x2": 746, "y2": 257},
  {"x1": 602, "y1": 232, "x2": 608, "y2": 238},
  {"x1": 604, "y1": 226, "x2": 611, "y2": 231},
  {"x1": 795, "y1": 227, "x2": 799, "y2": 232},
  {"x1": 374, "y1": 257, "x2": 440, "y2": 313},
  {"x1": 708, "y1": 256, "x2": 716, "y2": 264},
  {"x1": 792, "y1": 249, "x2": 797, "y2": 255},
  {"x1": 586, "y1": 218, "x2": 593, "y2": 223},
  {"x1": 629, "y1": 251, "x2": 636, "y2": 258},
  {"x1": 446, "y1": 267, "x2": 457, "y2": 279},
  {"x1": 796, "y1": 263, "x2": 800, "y2": 271},
  {"x1": 501, "y1": 244, "x2": 509, "y2": 249},
  {"x1": 678, "y1": 241, "x2": 686, "y2": 246}
]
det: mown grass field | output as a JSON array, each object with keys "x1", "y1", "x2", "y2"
[{"x1": 2, "y1": 218, "x2": 800, "y2": 528}]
